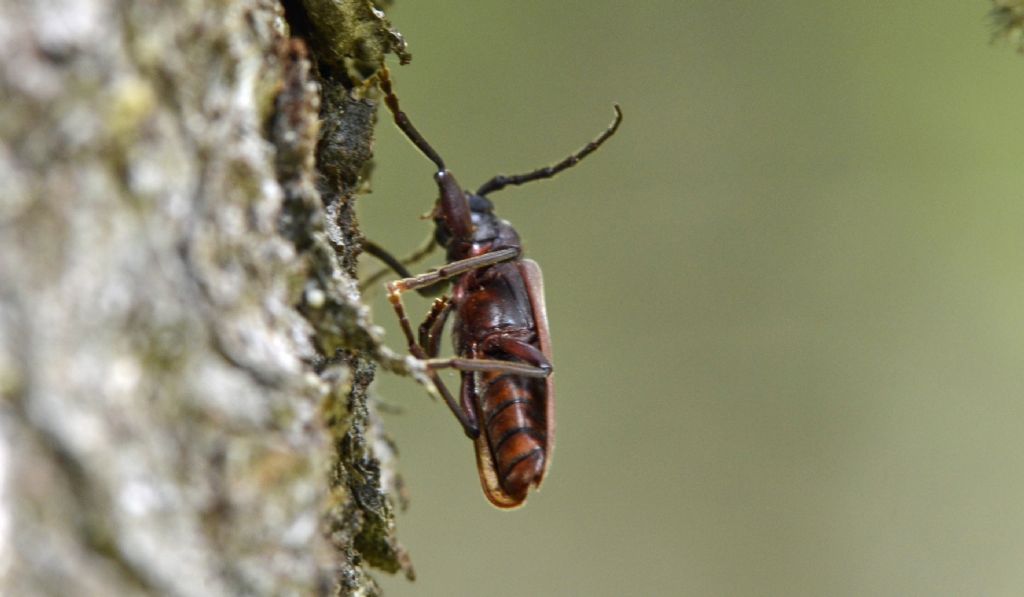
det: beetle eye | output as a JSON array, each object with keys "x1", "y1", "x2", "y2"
[{"x1": 433, "y1": 219, "x2": 451, "y2": 247}]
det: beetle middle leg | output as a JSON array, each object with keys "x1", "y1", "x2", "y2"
[
  {"x1": 419, "y1": 296, "x2": 452, "y2": 358},
  {"x1": 389, "y1": 289, "x2": 480, "y2": 438}
]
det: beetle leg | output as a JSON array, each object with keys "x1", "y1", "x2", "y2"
[
  {"x1": 479, "y1": 335, "x2": 552, "y2": 373},
  {"x1": 460, "y1": 370, "x2": 478, "y2": 429},
  {"x1": 387, "y1": 283, "x2": 479, "y2": 438},
  {"x1": 418, "y1": 296, "x2": 452, "y2": 358},
  {"x1": 460, "y1": 343, "x2": 483, "y2": 436},
  {"x1": 422, "y1": 357, "x2": 550, "y2": 378},
  {"x1": 385, "y1": 248, "x2": 518, "y2": 295},
  {"x1": 360, "y1": 235, "x2": 439, "y2": 296},
  {"x1": 386, "y1": 250, "x2": 521, "y2": 438}
]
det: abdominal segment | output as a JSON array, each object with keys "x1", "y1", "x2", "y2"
[{"x1": 478, "y1": 373, "x2": 548, "y2": 502}]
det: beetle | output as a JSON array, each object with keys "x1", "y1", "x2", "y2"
[{"x1": 376, "y1": 67, "x2": 622, "y2": 508}]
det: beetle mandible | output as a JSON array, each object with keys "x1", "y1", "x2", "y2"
[{"x1": 376, "y1": 67, "x2": 622, "y2": 508}]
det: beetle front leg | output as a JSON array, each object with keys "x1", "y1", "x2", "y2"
[
  {"x1": 385, "y1": 248, "x2": 518, "y2": 295},
  {"x1": 361, "y1": 236, "x2": 440, "y2": 296}
]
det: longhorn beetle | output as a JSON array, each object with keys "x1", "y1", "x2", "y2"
[{"x1": 377, "y1": 68, "x2": 622, "y2": 508}]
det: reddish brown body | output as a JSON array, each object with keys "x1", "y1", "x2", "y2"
[
  {"x1": 454, "y1": 260, "x2": 555, "y2": 506},
  {"x1": 376, "y1": 68, "x2": 620, "y2": 508}
]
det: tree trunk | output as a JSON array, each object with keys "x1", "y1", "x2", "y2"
[{"x1": 0, "y1": 0, "x2": 412, "y2": 594}]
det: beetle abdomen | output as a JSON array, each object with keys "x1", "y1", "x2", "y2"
[{"x1": 478, "y1": 374, "x2": 548, "y2": 504}]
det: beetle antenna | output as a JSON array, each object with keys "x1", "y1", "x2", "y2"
[
  {"x1": 378, "y1": 67, "x2": 447, "y2": 171},
  {"x1": 475, "y1": 104, "x2": 622, "y2": 197}
]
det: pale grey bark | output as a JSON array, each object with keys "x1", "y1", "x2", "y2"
[{"x1": 0, "y1": 0, "x2": 411, "y2": 594}]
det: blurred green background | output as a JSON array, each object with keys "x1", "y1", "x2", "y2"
[{"x1": 359, "y1": 2, "x2": 1024, "y2": 595}]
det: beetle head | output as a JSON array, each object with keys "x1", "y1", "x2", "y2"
[
  {"x1": 431, "y1": 170, "x2": 473, "y2": 244},
  {"x1": 433, "y1": 195, "x2": 498, "y2": 247}
]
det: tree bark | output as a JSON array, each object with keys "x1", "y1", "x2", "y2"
[{"x1": 0, "y1": 0, "x2": 411, "y2": 594}]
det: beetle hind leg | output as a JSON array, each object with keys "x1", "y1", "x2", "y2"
[
  {"x1": 479, "y1": 335, "x2": 552, "y2": 373},
  {"x1": 422, "y1": 356, "x2": 551, "y2": 378}
]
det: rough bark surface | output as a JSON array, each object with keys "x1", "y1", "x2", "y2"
[{"x1": 0, "y1": 0, "x2": 412, "y2": 594}]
